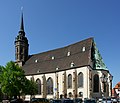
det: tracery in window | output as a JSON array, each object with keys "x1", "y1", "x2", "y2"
[
  {"x1": 78, "y1": 72, "x2": 83, "y2": 88},
  {"x1": 36, "y1": 78, "x2": 41, "y2": 94},
  {"x1": 68, "y1": 74, "x2": 72, "y2": 88},
  {"x1": 46, "y1": 77, "x2": 53, "y2": 95}
]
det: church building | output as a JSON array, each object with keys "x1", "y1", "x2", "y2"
[{"x1": 15, "y1": 14, "x2": 113, "y2": 100}]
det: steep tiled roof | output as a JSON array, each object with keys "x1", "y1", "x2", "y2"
[
  {"x1": 114, "y1": 82, "x2": 120, "y2": 89},
  {"x1": 22, "y1": 37, "x2": 93, "y2": 75}
]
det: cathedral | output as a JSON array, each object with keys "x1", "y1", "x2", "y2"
[{"x1": 15, "y1": 13, "x2": 113, "y2": 100}]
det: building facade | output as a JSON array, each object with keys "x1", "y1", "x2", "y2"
[
  {"x1": 15, "y1": 14, "x2": 113, "y2": 100},
  {"x1": 112, "y1": 82, "x2": 120, "y2": 98}
]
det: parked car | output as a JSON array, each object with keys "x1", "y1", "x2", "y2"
[
  {"x1": 84, "y1": 99, "x2": 96, "y2": 103},
  {"x1": 73, "y1": 98, "x2": 82, "y2": 103},
  {"x1": 98, "y1": 98, "x2": 102, "y2": 103},
  {"x1": 50, "y1": 99, "x2": 61, "y2": 103},
  {"x1": 102, "y1": 97, "x2": 112, "y2": 103},
  {"x1": 112, "y1": 99, "x2": 117, "y2": 103},
  {"x1": 62, "y1": 99, "x2": 74, "y2": 103},
  {"x1": 2, "y1": 100, "x2": 9, "y2": 103},
  {"x1": 30, "y1": 98, "x2": 49, "y2": 103},
  {"x1": 10, "y1": 99, "x2": 24, "y2": 103}
]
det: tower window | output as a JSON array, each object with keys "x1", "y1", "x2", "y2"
[{"x1": 16, "y1": 47, "x2": 18, "y2": 53}]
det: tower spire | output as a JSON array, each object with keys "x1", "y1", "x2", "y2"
[
  {"x1": 20, "y1": 12, "x2": 24, "y2": 32},
  {"x1": 15, "y1": 9, "x2": 29, "y2": 66},
  {"x1": 19, "y1": 8, "x2": 25, "y2": 36}
]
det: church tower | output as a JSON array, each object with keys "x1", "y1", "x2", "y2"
[{"x1": 15, "y1": 13, "x2": 29, "y2": 66}]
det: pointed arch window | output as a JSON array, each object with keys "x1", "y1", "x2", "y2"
[
  {"x1": 36, "y1": 79, "x2": 41, "y2": 95},
  {"x1": 68, "y1": 74, "x2": 72, "y2": 88},
  {"x1": 78, "y1": 72, "x2": 83, "y2": 88},
  {"x1": 46, "y1": 77, "x2": 53, "y2": 95},
  {"x1": 93, "y1": 74, "x2": 99, "y2": 92}
]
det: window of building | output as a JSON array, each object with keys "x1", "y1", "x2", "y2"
[
  {"x1": 68, "y1": 74, "x2": 72, "y2": 88},
  {"x1": 82, "y1": 47, "x2": 86, "y2": 52},
  {"x1": 35, "y1": 59, "x2": 38, "y2": 63},
  {"x1": 79, "y1": 92, "x2": 83, "y2": 97},
  {"x1": 93, "y1": 74, "x2": 99, "y2": 92},
  {"x1": 46, "y1": 77, "x2": 53, "y2": 95},
  {"x1": 20, "y1": 47, "x2": 23, "y2": 54},
  {"x1": 71, "y1": 62, "x2": 75, "y2": 67},
  {"x1": 56, "y1": 67, "x2": 59, "y2": 70},
  {"x1": 52, "y1": 56, "x2": 55, "y2": 60},
  {"x1": 103, "y1": 82, "x2": 106, "y2": 92},
  {"x1": 67, "y1": 52, "x2": 71, "y2": 56},
  {"x1": 36, "y1": 79, "x2": 41, "y2": 95},
  {"x1": 37, "y1": 70, "x2": 40, "y2": 73},
  {"x1": 68, "y1": 92, "x2": 72, "y2": 98},
  {"x1": 78, "y1": 72, "x2": 83, "y2": 88},
  {"x1": 16, "y1": 47, "x2": 18, "y2": 53}
]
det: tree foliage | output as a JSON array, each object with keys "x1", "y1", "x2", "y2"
[{"x1": 0, "y1": 61, "x2": 37, "y2": 99}]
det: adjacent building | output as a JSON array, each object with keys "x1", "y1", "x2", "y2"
[
  {"x1": 15, "y1": 13, "x2": 113, "y2": 100},
  {"x1": 112, "y1": 82, "x2": 120, "y2": 98}
]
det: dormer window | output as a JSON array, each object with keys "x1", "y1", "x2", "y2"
[
  {"x1": 67, "y1": 52, "x2": 71, "y2": 56},
  {"x1": 71, "y1": 62, "x2": 75, "y2": 67},
  {"x1": 82, "y1": 47, "x2": 86, "y2": 52},
  {"x1": 56, "y1": 67, "x2": 59, "y2": 70},
  {"x1": 35, "y1": 59, "x2": 38, "y2": 63},
  {"x1": 37, "y1": 69, "x2": 40, "y2": 73},
  {"x1": 52, "y1": 56, "x2": 55, "y2": 60}
]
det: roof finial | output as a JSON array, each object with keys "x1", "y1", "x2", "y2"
[{"x1": 20, "y1": 6, "x2": 24, "y2": 32}]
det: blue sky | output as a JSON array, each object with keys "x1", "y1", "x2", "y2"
[{"x1": 0, "y1": 0, "x2": 120, "y2": 87}]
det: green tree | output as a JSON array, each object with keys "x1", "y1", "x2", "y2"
[
  {"x1": 0, "y1": 65, "x2": 4, "y2": 101},
  {"x1": 0, "y1": 61, "x2": 37, "y2": 100},
  {"x1": 23, "y1": 79, "x2": 38, "y2": 96}
]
